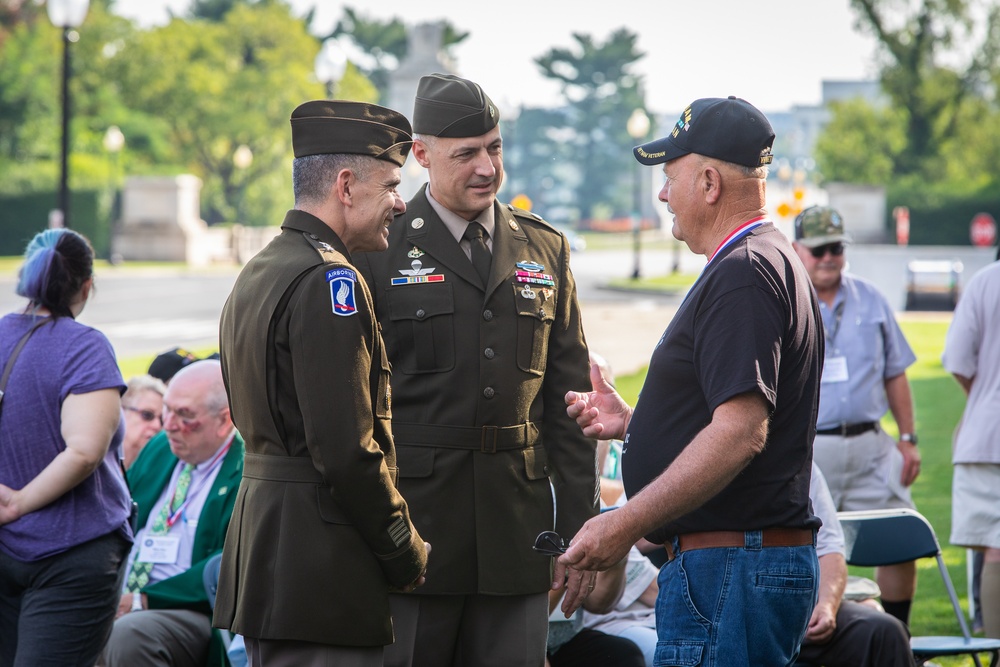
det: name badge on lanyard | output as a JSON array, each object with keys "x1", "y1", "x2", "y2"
[
  {"x1": 137, "y1": 535, "x2": 181, "y2": 564},
  {"x1": 822, "y1": 356, "x2": 849, "y2": 383}
]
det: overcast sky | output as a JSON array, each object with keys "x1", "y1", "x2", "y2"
[{"x1": 112, "y1": 0, "x2": 882, "y2": 116}]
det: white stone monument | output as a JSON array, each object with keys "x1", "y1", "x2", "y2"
[
  {"x1": 388, "y1": 21, "x2": 455, "y2": 200},
  {"x1": 112, "y1": 175, "x2": 233, "y2": 265}
]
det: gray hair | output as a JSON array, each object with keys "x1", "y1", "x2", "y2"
[
  {"x1": 292, "y1": 153, "x2": 378, "y2": 207},
  {"x1": 123, "y1": 374, "x2": 167, "y2": 404}
]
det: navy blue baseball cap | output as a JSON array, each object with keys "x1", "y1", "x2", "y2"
[{"x1": 633, "y1": 96, "x2": 774, "y2": 168}]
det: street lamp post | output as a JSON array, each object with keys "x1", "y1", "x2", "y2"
[
  {"x1": 627, "y1": 108, "x2": 650, "y2": 280},
  {"x1": 47, "y1": 0, "x2": 90, "y2": 229},
  {"x1": 103, "y1": 125, "x2": 124, "y2": 234}
]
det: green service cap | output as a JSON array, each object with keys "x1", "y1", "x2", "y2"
[
  {"x1": 412, "y1": 73, "x2": 500, "y2": 138},
  {"x1": 290, "y1": 100, "x2": 412, "y2": 167},
  {"x1": 794, "y1": 205, "x2": 852, "y2": 248}
]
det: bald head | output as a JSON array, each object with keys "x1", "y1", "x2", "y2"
[{"x1": 162, "y1": 359, "x2": 234, "y2": 464}]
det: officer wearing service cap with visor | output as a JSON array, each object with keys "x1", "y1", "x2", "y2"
[{"x1": 792, "y1": 204, "x2": 921, "y2": 629}]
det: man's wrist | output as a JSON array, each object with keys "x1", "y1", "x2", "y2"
[{"x1": 900, "y1": 433, "x2": 918, "y2": 446}]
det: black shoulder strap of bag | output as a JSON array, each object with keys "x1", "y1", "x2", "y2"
[{"x1": 0, "y1": 318, "x2": 49, "y2": 412}]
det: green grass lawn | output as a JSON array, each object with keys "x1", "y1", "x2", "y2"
[{"x1": 615, "y1": 313, "x2": 992, "y2": 665}]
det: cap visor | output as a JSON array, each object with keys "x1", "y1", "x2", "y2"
[
  {"x1": 797, "y1": 234, "x2": 852, "y2": 248},
  {"x1": 633, "y1": 136, "x2": 686, "y2": 166}
]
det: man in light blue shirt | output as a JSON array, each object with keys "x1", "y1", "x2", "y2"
[{"x1": 793, "y1": 205, "x2": 920, "y2": 628}]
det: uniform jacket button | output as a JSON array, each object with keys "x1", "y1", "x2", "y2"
[
  {"x1": 484, "y1": 348, "x2": 495, "y2": 359},
  {"x1": 416, "y1": 308, "x2": 426, "y2": 319},
  {"x1": 538, "y1": 308, "x2": 546, "y2": 318},
  {"x1": 483, "y1": 387, "x2": 495, "y2": 399},
  {"x1": 483, "y1": 309, "x2": 494, "y2": 321}
]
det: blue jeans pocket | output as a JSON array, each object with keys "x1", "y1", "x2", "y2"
[
  {"x1": 755, "y1": 572, "x2": 815, "y2": 591},
  {"x1": 654, "y1": 640, "x2": 704, "y2": 666}
]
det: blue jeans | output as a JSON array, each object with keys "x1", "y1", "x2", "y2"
[{"x1": 653, "y1": 533, "x2": 818, "y2": 667}]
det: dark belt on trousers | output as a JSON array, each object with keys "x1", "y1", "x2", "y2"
[
  {"x1": 815, "y1": 421, "x2": 878, "y2": 437},
  {"x1": 664, "y1": 528, "x2": 815, "y2": 562},
  {"x1": 391, "y1": 421, "x2": 539, "y2": 454},
  {"x1": 242, "y1": 453, "x2": 324, "y2": 484}
]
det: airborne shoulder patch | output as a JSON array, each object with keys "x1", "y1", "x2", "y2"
[{"x1": 326, "y1": 268, "x2": 358, "y2": 317}]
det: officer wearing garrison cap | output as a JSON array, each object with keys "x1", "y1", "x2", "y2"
[
  {"x1": 355, "y1": 74, "x2": 597, "y2": 666},
  {"x1": 216, "y1": 100, "x2": 428, "y2": 666},
  {"x1": 561, "y1": 97, "x2": 823, "y2": 666}
]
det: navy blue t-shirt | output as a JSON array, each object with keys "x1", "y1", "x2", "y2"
[{"x1": 621, "y1": 223, "x2": 823, "y2": 543}]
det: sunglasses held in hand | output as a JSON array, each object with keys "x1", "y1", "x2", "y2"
[{"x1": 532, "y1": 531, "x2": 568, "y2": 557}]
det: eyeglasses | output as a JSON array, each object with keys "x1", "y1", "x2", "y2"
[
  {"x1": 809, "y1": 243, "x2": 845, "y2": 259},
  {"x1": 124, "y1": 406, "x2": 162, "y2": 424},
  {"x1": 532, "y1": 531, "x2": 569, "y2": 557}
]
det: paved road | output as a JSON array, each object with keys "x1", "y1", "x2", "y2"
[
  {"x1": 0, "y1": 248, "x2": 690, "y2": 376},
  {"x1": 3, "y1": 241, "x2": 985, "y2": 378}
]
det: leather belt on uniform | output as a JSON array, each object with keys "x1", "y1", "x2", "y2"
[
  {"x1": 815, "y1": 421, "x2": 878, "y2": 437},
  {"x1": 242, "y1": 453, "x2": 325, "y2": 484},
  {"x1": 391, "y1": 421, "x2": 539, "y2": 454},
  {"x1": 664, "y1": 528, "x2": 815, "y2": 562}
]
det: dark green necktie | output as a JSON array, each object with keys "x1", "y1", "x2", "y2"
[{"x1": 463, "y1": 221, "x2": 492, "y2": 288}]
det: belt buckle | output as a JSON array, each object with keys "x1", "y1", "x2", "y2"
[{"x1": 481, "y1": 425, "x2": 498, "y2": 454}]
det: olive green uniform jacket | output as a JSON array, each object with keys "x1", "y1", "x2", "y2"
[
  {"x1": 355, "y1": 186, "x2": 598, "y2": 596},
  {"x1": 215, "y1": 210, "x2": 427, "y2": 647}
]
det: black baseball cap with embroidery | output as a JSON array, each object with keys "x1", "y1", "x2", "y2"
[
  {"x1": 147, "y1": 347, "x2": 198, "y2": 383},
  {"x1": 633, "y1": 96, "x2": 774, "y2": 168}
]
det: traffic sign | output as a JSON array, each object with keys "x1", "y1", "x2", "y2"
[{"x1": 970, "y1": 212, "x2": 997, "y2": 247}]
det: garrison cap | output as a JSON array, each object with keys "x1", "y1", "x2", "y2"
[
  {"x1": 794, "y1": 205, "x2": 852, "y2": 248},
  {"x1": 290, "y1": 100, "x2": 412, "y2": 167},
  {"x1": 412, "y1": 73, "x2": 500, "y2": 138},
  {"x1": 634, "y1": 96, "x2": 774, "y2": 169}
]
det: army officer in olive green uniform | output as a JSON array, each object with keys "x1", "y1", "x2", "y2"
[
  {"x1": 216, "y1": 101, "x2": 428, "y2": 667},
  {"x1": 355, "y1": 73, "x2": 598, "y2": 667}
]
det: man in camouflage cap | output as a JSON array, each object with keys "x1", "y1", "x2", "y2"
[
  {"x1": 216, "y1": 100, "x2": 428, "y2": 666},
  {"x1": 355, "y1": 74, "x2": 598, "y2": 667},
  {"x1": 793, "y1": 204, "x2": 921, "y2": 629}
]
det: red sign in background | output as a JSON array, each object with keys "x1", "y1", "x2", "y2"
[{"x1": 970, "y1": 212, "x2": 998, "y2": 247}]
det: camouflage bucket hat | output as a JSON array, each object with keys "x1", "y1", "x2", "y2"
[{"x1": 794, "y1": 206, "x2": 852, "y2": 248}]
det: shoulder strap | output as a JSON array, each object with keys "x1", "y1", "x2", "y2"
[{"x1": 0, "y1": 318, "x2": 49, "y2": 406}]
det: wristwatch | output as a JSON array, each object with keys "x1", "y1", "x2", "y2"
[
  {"x1": 131, "y1": 592, "x2": 144, "y2": 612},
  {"x1": 900, "y1": 433, "x2": 919, "y2": 445}
]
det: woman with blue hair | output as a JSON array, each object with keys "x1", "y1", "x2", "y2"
[{"x1": 0, "y1": 228, "x2": 133, "y2": 666}]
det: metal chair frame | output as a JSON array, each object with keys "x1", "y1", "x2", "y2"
[{"x1": 838, "y1": 508, "x2": 1000, "y2": 667}]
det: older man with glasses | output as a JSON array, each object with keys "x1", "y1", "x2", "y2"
[{"x1": 792, "y1": 205, "x2": 921, "y2": 629}]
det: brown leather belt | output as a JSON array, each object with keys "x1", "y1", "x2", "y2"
[{"x1": 664, "y1": 528, "x2": 814, "y2": 561}]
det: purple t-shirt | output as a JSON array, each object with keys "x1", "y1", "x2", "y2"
[{"x1": 0, "y1": 313, "x2": 131, "y2": 562}]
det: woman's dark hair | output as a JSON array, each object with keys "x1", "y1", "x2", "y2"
[{"x1": 16, "y1": 228, "x2": 94, "y2": 318}]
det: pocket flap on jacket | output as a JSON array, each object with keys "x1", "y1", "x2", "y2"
[
  {"x1": 396, "y1": 445, "x2": 434, "y2": 478},
  {"x1": 523, "y1": 446, "x2": 550, "y2": 481},
  {"x1": 316, "y1": 486, "x2": 351, "y2": 525}
]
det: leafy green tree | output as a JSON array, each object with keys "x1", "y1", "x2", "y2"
[
  {"x1": 111, "y1": 2, "x2": 326, "y2": 225},
  {"x1": 849, "y1": 0, "x2": 1000, "y2": 176},
  {"x1": 814, "y1": 98, "x2": 907, "y2": 185},
  {"x1": 534, "y1": 28, "x2": 650, "y2": 225}
]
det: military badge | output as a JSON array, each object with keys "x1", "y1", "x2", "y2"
[
  {"x1": 407, "y1": 246, "x2": 425, "y2": 258},
  {"x1": 326, "y1": 268, "x2": 358, "y2": 317},
  {"x1": 516, "y1": 260, "x2": 544, "y2": 272}
]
